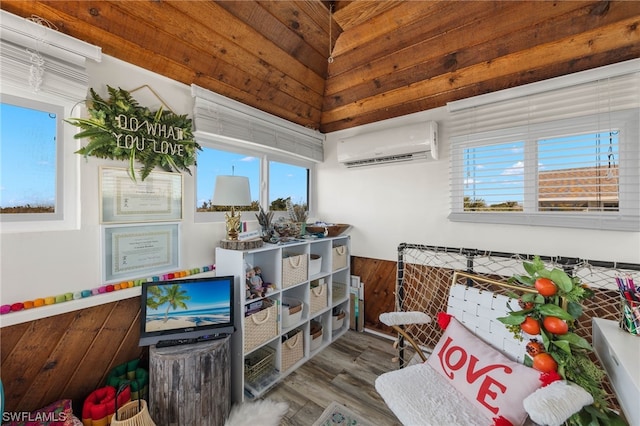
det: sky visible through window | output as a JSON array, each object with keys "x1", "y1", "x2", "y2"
[
  {"x1": 464, "y1": 132, "x2": 619, "y2": 207},
  {"x1": 196, "y1": 148, "x2": 308, "y2": 210},
  {"x1": 0, "y1": 102, "x2": 57, "y2": 209},
  {"x1": 1, "y1": 103, "x2": 307, "y2": 212}
]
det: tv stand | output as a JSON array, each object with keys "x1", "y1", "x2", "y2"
[{"x1": 150, "y1": 336, "x2": 231, "y2": 425}]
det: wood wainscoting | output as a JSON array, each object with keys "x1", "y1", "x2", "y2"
[
  {"x1": 0, "y1": 296, "x2": 145, "y2": 414},
  {"x1": 351, "y1": 256, "x2": 396, "y2": 336}
]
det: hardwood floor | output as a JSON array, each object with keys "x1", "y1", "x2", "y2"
[{"x1": 264, "y1": 330, "x2": 402, "y2": 426}]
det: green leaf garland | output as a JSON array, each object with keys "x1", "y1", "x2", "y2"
[{"x1": 66, "y1": 86, "x2": 201, "y2": 181}]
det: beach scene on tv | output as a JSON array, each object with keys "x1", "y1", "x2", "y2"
[{"x1": 144, "y1": 281, "x2": 231, "y2": 332}]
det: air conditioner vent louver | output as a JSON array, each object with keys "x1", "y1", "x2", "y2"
[
  {"x1": 343, "y1": 152, "x2": 428, "y2": 168},
  {"x1": 337, "y1": 121, "x2": 438, "y2": 168}
]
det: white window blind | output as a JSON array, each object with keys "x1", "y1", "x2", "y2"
[
  {"x1": 0, "y1": 10, "x2": 101, "y2": 101},
  {"x1": 191, "y1": 84, "x2": 324, "y2": 162},
  {"x1": 448, "y1": 60, "x2": 640, "y2": 231}
]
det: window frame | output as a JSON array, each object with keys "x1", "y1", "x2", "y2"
[
  {"x1": 194, "y1": 138, "x2": 316, "y2": 224},
  {"x1": 0, "y1": 88, "x2": 81, "y2": 232},
  {"x1": 449, "y1": 109, "x2": 639, "y2": 231}
]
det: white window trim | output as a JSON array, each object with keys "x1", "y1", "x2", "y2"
[
  {"x1": 0, "y1": 11, "x2": 101, "y2": 233},
  {"x1": 0, "y1": 86, "x2": 84, "y2": 233},
  {"x1": 193, "y1": 137, "x2": 316, "y2": 224},
  {"x1": 192, "y1": 85, "x2": 320, "y2": 225},
  {"x1": 448, "y1": 59, "x2": 640, "y2": 232}
]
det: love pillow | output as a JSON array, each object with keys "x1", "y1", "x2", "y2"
[{"x1": 426, "y1": 317, "x2": 541, "y2": 426}]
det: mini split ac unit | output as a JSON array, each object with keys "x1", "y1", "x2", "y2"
[{"x1": 336, "y1": 121, "x2": 438, "y2": 168}]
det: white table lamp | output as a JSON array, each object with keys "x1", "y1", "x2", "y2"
[{"x1": 212, "y1": 175, "x2": 251, "y2": 241}]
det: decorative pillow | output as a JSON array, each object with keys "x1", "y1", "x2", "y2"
[
  {"x1": 523, "y1": 380, "x2": 593, "y2": 426},
  {"x1": 3, "y1": 399, "x2": 74, "y2": 425},
  {"x1": 426, "y1": 317, "x2": 541, "y2": 426}
]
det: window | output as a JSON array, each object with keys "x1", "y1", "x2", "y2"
[
  {"x1": 196, "y1": 147, "x2": 261, "y2": 212},
  {"x1": 195, "y1": 146, "x2": 312, "y2": 221},
  {"x1": 450, "y1": 64, "x2": 640, "y2": 231},
  {"x1": 268, "y1": 160, "x2": 308, "y2": 212},
  {"x1": 0, "y1": 95, "x2": 64, "y2": 221},
  {"x1": 0, "y1": 10, "x2": 100, "y2": 231},
  {"x1": 191, "y1": 84, "x2": 322, "y2": 224}
]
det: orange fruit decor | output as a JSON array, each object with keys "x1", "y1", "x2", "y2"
[
  {"x1": 543, "y1": 316, "x2": 569, "y2": 335},
  {"x1": 525, "y1": 339, "x2": 545, "y2": 357},
  {"x1": 532, "y1": 352, "x2": 558, "y2": 373},
  {"x1": 534, "y1": 277, "x2": 558, "y2": 297},
  {"x1": 520, "y1": 316, "x2": 541, "y2": 335}
]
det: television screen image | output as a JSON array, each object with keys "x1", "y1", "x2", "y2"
[{"x1": 139, "y1": 275, "x2": 235, "y2": 346}]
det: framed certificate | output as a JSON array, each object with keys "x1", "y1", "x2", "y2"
[
  {"x1": 103, "y1": 223, "x2": 180, "y2": 282},
  {"x1": 100, "y1": 167, "x2": 183, "y2": 223}
]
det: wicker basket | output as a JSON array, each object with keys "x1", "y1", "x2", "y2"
[
  {"x1": 282, "y1": 253, "x2": 308, "y2": 288},
  {"x1": 332, "y1": 282, "x2": 347, "y2": 304},
  {"x1": 332, "y1": 245, "x2": 348, "y2": 271},
  {"x1": 310, "y1": 320, "x2": 323, "y2": 352},
  {"x1": 111, "y1": 399, "x2": 155, "y2": 426},
  {"x1": 281, "y1": 330, "x2": 304, "y2": 372},
  {"x1": 244, "y1": 304, "x2": 278, "y2": 353},
  {"x1": 310, "y1": 282, "x2": 328, "y2": 314},
  {"x1": 244, "y1": 346, "x2": 276, "y2": 384}
]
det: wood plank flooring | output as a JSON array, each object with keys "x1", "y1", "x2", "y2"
[{"x1": 264, "y1": 330, "x2": 402, "y2": 426}]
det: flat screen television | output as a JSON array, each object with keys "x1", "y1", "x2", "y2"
[{"x1": 139, "y1": 275, "x2": 235, "y2": 346}]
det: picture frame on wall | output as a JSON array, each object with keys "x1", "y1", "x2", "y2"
[
  {"x1": 103, "y1": 223, "x2": 180, "y2": 283},
  {"x1": 100, "y1": 167, "x2": 183, "y2": 223}
]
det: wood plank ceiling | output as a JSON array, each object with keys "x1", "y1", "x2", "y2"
[{"x1": 2, "y1": 1, "x2": 640, "y2": 133}]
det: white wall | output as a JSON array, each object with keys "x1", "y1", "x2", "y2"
[
  {"x1": 0, "y1": 56, "x2": 226, "y2": 326},
  {"x1": 2, "y1": 54, "x2": 639, "y2": 326},
  {"x1": 320, "y1": 110, "x2": 640, "y2": 264}
]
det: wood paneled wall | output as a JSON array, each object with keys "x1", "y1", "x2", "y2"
[
  {"x1": 351, "y1": 256, "x2": 396, "y2": 336},
  {"x1": 0, "y1": 256, "x2": 392, "y2": 415},
  {"x1": 0, "y1": 297, "x2": 146, "y2": 414}
]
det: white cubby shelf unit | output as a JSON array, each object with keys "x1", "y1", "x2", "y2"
[{"x1": 215, "y1": 235, "x2": 351, "y2": 403}]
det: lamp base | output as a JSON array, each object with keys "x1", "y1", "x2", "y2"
[{"x1": 219, "y1": 239, "x2": 264, "y2": 250}]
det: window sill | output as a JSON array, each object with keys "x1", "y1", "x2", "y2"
[{"x1": 448, "y1": 212, "x2": 640, "y2": 232}]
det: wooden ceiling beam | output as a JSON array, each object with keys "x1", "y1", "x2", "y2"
[
  {"x1": 322, "y1": 46, "x2": 640, "y2": 134},
  {"x1": 218, "y1": 1, "x2": 327, "y2": 77},
  {"x1": 324, "y1": 1, "x2": 634, "y2": 111},
  {"x1": 163, "y1": 1, "x2": 326, "y2": 102},
  {"x1": 320, "y1": 17, "x2": 640, "y2": 131},
  {"x1": 1, "y1": 1, "x2": 323, "y2": 127}
]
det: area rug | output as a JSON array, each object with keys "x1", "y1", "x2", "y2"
[
  {"x1": 312, "y1": 401, "x2": 374, "y2": 426},
  {"x1": 224, "y1": 399, "x2": 288, "y2": 426}
]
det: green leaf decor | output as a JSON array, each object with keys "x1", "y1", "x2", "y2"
[{"x1": 66, "y1": 86, "x2": 201, "y2": 181}]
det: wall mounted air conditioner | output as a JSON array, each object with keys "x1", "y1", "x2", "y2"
[{"x1": 337, "y1": 121, "x2": 438, "y2": 168}]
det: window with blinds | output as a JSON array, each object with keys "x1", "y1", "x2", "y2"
[
  {"x1": 0, "y1": 11, "x2": 100, "y2": 231},
  {"x1": 191, "y1": 85, "x2": 318, "y2": 223},
  {"x1": 449, "y1": 61, "x2": 640, "y2": 231}
]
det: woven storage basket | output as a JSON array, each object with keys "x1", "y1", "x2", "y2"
[
  {"x1": 310, "y1": 283, "x2": 328, "y2": 314},
  {"x1": 244, "y1": 304, "x2": 278, "y2": 353},
  {"x1": 111, "y1": 399, "x2": 155, "y2": 426},
  {"x1": 244, "y1": 345, "x2": 276, "y2": 384},
  {"x1": 281, "y1": 330, "x2": 304, "y2": 372},
  {"x1": 332, "y1": 245, "x2": 348, "y2": 271},
  {"x1": 282, "y1": 254, "x2": 308, "y2": 288},
  {"x1": 332, "y1": 281, "x2": 347, "y2": 304}
]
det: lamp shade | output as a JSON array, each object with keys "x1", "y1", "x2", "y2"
[{"x1": 212, "y1": 175, "x2": 251, "y2": 206}]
